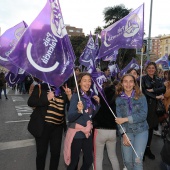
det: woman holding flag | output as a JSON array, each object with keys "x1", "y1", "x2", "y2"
[
  {"x1": 115, "y1": 74, "x2": 148, "y2": 170},
  {"x1": 66, "y1": 72, "x2": 100, "y2": 170}
]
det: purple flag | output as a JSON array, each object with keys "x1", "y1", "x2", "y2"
[
  {"x1": 91, "y1": 71, "x2": 107, "y2": 95},
  {"x1": 95, "y1": 34, "x2": 100, "y2": 56},
  {"x1": 79, "y1": 33, "x2": 96, "y2": 69},
  {"x1": 102, "y1": 50, "x2": 118, "y2": 62},
  {"x1": 8, "y1": 0, "x2": 75, "y2": 87},
  {"x1": 98, "y1": 4, "x2": 144, "y2": 59},
  {"x1": 5, "y1": 68, "x2": 26, "y2": 87},
  {"x1": 120, "y1": 58, "x2": 140, "y2": 76},
  {"x1": 108, "y1": 63, "x2": 120, "y2": 77},
  {"x1": 0, "y1": 21, "x2": 28, "y2": 74},
  {"x1": 155, "y1": 55, "x2": 168, "y2": 67}
]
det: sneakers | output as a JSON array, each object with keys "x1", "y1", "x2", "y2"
[
  {"x1": 145, "y1": 147, "x2": 155, "y2": 160},
  {"x1": 123, "y1": 167, "x2": 127, "y2": 170},
  {"x1": 153, "y1": 130, "x2": 161, "y2": 136}
]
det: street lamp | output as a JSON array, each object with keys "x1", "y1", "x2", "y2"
[{"x1": 147, "y1": 0, "x2": 153, "y2": 61}]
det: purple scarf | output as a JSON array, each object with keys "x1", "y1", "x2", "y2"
[
  {"x1": 80, "y1": 89, "x2": 96, "y2": 112},
  {"x1": 120, "y1": 90, "x2": 135, "y2": 116}
]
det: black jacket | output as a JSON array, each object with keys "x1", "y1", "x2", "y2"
[
  {"x1": 142, "y1": 74, "x2": 166, "y2": 128},
  {"x1": 93, "y1": 85, "x2": 117, "y2": 129}
]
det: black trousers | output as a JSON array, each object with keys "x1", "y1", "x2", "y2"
[
  {"x1": 35, "y1": 123, "x2": 63, "y2": 170},
  {"x1": 67, "y1": 136, "x2": 93, "y2": 170}
]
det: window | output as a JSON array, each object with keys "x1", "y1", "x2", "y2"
[
  {"x1": 69, "y1": 30, "x2": 74, "y2": 32},
  {"x1": 165, "y1": 46, "x2": 168, "y2": 51}
]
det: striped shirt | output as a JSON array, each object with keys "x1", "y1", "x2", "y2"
[{"x1": 45, "y1": 95, "x2": 65, "y2": 125}]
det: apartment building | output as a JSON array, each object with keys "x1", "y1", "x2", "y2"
[
  {"x1": 159, "y1": 34, "x2": 170, "y2": 57},
  {"x1": 66, "y1": 25, "x2": 85, "y2": 37}
]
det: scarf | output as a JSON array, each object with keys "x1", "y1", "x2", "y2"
[
  {"x1": 80, "y1": 89, "x2": 96, "y2": 112},
  {"x1": 120, "y1": 90, "x2": 135, "y2": 116}
]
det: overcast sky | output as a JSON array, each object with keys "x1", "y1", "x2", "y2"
[{"x1": 0, "y1": 0, "x2": 170, "y2": 37}]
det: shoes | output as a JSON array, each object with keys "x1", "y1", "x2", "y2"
[
  {"x1": 123, "y1": 167, "x2": 127, "y2": 170},
  {"x1": 153, "y1": 130, "x2": 161, "y2": 136},
  {"x1": 6, "y1": 97, "x2": 8, "y2": 100},
  {"x1": 145, "y1": 147, "x2": 155, "y2": 160}
]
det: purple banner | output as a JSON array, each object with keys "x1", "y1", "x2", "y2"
[
  {"x1": 108, "y1": 63, "x2": 120, "y2": 77},
  {"x1": 79, "y1": 33, "x2": 96, "y2": 70},
  {"x1": 91, "y1": 71, "x2": 107, "y2": 95},
  {"x1": 98, "y1": 4, "x2": 144, "y2": 59},
  {"x1": 120, "y1": 58, "x2": 140, "y2": 76},
  {"x1": 155, "y1": 55, "x2": 168, "y2": 67},
  {"x1": 5, "y1": 68, "x2": 26, "y2": 87},
  {"x1": 102, "y1": 50, "x2": 118, "y2": 62},
  {"x1": 0, "y1": 21, "x2": 28, "y2": 74},
  {"x1": 8, "y1": 0, "x2": 75, "y2": 87}
]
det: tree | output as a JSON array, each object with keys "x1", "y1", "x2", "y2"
[
  {"x1": 103, "y1": 4, "x2": 131, "y2": 28},
  {"x1": 70, "y1": 36, "x2": 88, "y2": 65},
  {"x1": 94, "y1": 26, "x2": 102, "y2": 35}
]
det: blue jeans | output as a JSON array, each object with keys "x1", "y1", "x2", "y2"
[{"x1": 121, "y1": 130, "x2": 148, "y2": 170}]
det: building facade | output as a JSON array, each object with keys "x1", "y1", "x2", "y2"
[
  {"x1": 159, "y1": 35, "x2": 170, "y2": 57},
  {"x1": 66, "y1": 25, "x2": 85, "y2": 37}
]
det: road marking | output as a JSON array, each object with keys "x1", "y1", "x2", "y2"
[
  {"x1": 11, "y1": 96, "x2": 25, "y2": 102},
  {"x1": 15, "y1": 105, "x2": 32, "y2": 116},
  {"x1": 18, "y1": 112, "x2": 31, "y2": 116},
  {"x1": 5, "y1": 120, "x2": 29, "y2": 123},
  {"x1": 0, "y1": 139, "x2": 35, "y2": 151}
]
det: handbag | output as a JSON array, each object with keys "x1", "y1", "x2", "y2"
[
  {"x1": 156, "y1": 99, "x2": 166, "y2": 117},
  {"x1": 27, "y1": 84, "x2": 45, "y2": 138}
]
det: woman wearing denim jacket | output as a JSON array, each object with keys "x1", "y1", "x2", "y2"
[{"x1": 115, "y1": 74, "x2": 149, "y2": 170}]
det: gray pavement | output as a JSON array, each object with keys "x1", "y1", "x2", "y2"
[{"x1": 0, "y1": 88, "x2": 164, "y2": 170}]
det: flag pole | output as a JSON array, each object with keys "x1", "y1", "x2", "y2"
[
  {"x1": 73, "y1": 69, "x2": 83, "y2": 114},
  {"x1": 140, "y1": 47, "x2": 144, "y2": 90}
]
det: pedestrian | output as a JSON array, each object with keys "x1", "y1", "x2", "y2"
[
  {"x1": 93, "y1": 80, "x2": 120, "y2": 170},
  {"x1": 27, "y1": 82, "x2": 72, "y2": 170},
  {"x1": 142, "y1": 62, "x2": 166, "y2": 159},
  {"x1": 163, "y1": 70, "x2": 170, "y2": 114},
  {"x1": 115, "y1": 74, "x2": 148, "y2": 170},
  {"x1": 66, "y1": 72, "x2": 100, "y2": 170},
  {"x1": 0, "y1": 72, "x2": 8, "y2": 100}
]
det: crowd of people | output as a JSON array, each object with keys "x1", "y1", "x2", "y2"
[
  {"x1": 0, "y1": 62, "x2": 170, "y2": 169},
  {"x1": 23, "y1": 62, "x2": 170, "y2": 170}
]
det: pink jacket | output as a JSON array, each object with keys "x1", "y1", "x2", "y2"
[{"x1": 63, "y1": 121, "x2": 93, "y2": 165}]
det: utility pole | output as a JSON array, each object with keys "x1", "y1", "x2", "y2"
[{"x1": 147, "y1": 0, "x2": 153, "y2": 61}]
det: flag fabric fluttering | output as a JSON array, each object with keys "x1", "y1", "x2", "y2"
[
  {"x1": 0, "y1": 21, "x2": 28, "y2": 74},
  {"x1": 98, "y1": 4, "x2": 144, "y2": 59},
  {"x1": 5, "y1": 68, "x2": 27, "y2": 87},
  {"x1": 102, "y1": 50, "x2": 118, "y2": 62},
  {"x1": 155, "y1": 55, "x2": 168, "y2": 68},
  {"x1": 108, "y1": 63, "x2": 120, "y2": 77},
  {"x1": 91, "y1": 71, "x2": 107, "y2": 96},
  {"x1": 8, "y1": 0, "x2": 75, "y2": 88},
  {"x1": 79, "y1": 33, "x2": 97, "y2": 72},
  {"x1": 120, "y1": 58, "x2": 140, "y2": 76}
]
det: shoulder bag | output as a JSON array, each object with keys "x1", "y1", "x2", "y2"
[{"x1": 27, "y1": 84, "x2": 45, "y2": 138}]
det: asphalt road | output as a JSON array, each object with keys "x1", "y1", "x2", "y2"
[{"x1": 0, "y1": 88, "x2": 164, "y2": 170}]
